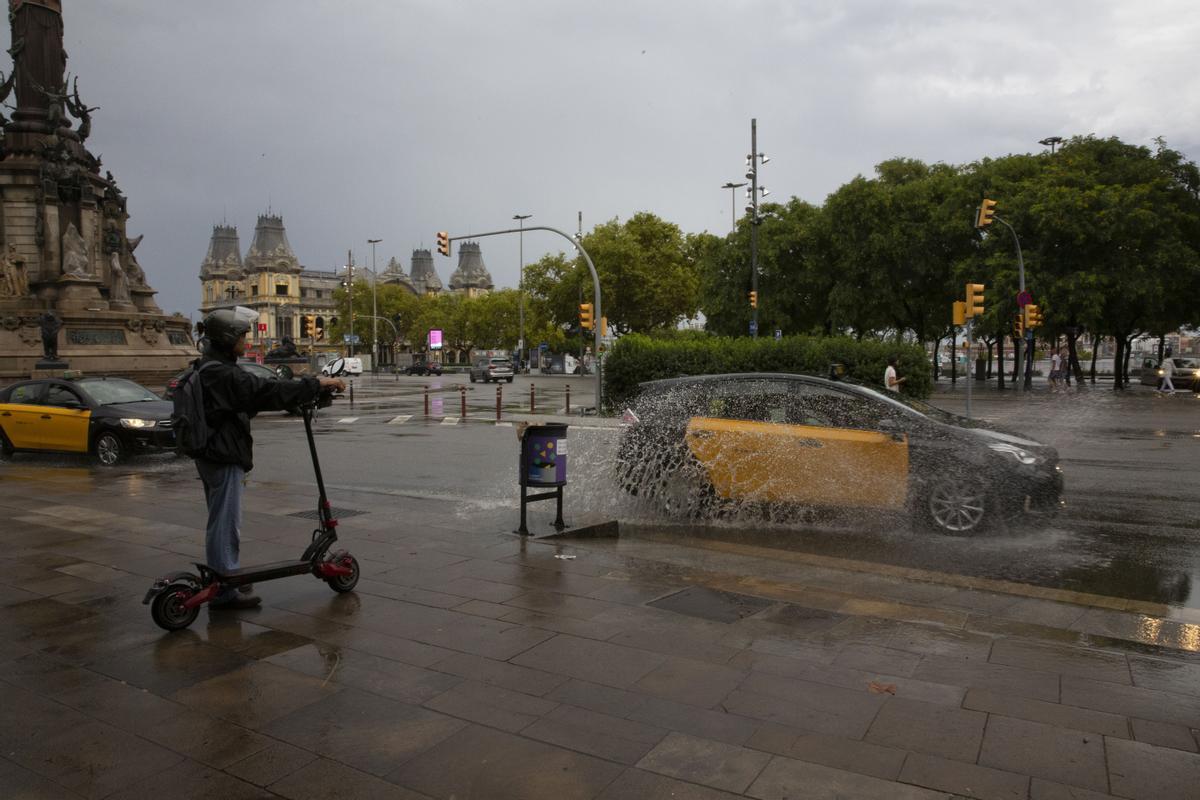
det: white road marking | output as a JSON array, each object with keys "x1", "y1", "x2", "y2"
[
  {"x1": 387, "y1": 415, "x2": 412, "y2": 425},
  {"x1": 441, "y1": 417, "x2": 459, "y2": 426},
  {"x1": 337, "y1": 417, "x2": 359, "y2": 424},
  {"x1": 495, "y1": 421, "x2": 513, "y2": 427}
]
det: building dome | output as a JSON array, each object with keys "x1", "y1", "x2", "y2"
[
  {"x1": 448, "y1": 242, "x2": 494, "y2": 293},
  {"x1": 199, "y1": 225, "x2": 244, "y2": 280},
  {"x1": 410, "y1": 248, "x2": 443, "y2": 294},
  {"x1": 380, "y1": 256, "x2": 418, "y2": 295},
  {"x1": 244, "y1": 213, "x2": 300, "y2": 274}
]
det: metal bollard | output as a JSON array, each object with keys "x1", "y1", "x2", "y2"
[
  {"x1": 423, "y1": 385, "x2": 429, "y2": 416},
  {"x1": 349, "y1": 381, "x2": 354, "y2": 407},
  {"x1": 565, "y1": 384, "x2": 570, "y2": 415},
  {"x1": 496, "y1": 385, "x2": 502, "y2": 421},
  {"x1": 530, "y1": 385, "x2": 536, "y2": 413},
  {"x1": 460, "y1": 386, "x2": 467, "y2": 418}
]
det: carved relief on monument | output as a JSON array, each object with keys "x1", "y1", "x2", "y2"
[{"x1": 60, "y1": 221, "x2": 90, "y2": 277}]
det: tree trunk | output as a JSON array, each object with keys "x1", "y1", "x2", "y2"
[
  {"x1": 950, "y1": 328, "x2": 960, "y2": 383},
  {"x1": 1089, "y1": 334, "x2": 1099, "y2": 384},
  {"x1": 1113, "y1": 335, "x2": 1126, "y2": 390},
  {"x1": 997, "y1": 333, "x2": 1006, "y2": 389},
  {"x1": 1066, "y1": 329, "x2": 1083, "y2": 384},
  {"x1": 1012, "y1": 334, "x2": 1021, "y2": 383},
  {"x1": 1123, "y1": 335, "x2": 1136, "y2": 387},
  {"x1": 1158, "y1": 333, "x2": 1165, "y2": 363},
  {"x1": 985, "y1": 339, "x2": 994, "y2": 379},
  {"x1": 932, "y1": 335, "x2": 943, "y2": 381}
]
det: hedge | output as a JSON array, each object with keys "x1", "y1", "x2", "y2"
[{"x1": 602, "y1": 333, "x2": 932, "y2": 409}]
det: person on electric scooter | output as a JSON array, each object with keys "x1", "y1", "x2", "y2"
[{"x1": 190, "y1": 307, "x2": 345, "y2": 609}]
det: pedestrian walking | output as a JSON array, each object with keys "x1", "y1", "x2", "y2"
[
  {"x1": 885, "y1": 356, "x2": 906, "y2": 392},
  {"x1": 181, "y1": 307, "x2": 344, "y2": 609},
  {"x1": 1158, "y1": 353, "x2": 1176, "y2": 395},
  {"x1": 1048, "y1": 350, "x2": 1062, "y2": 390}
]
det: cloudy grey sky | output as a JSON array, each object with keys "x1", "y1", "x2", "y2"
[{"x1": 12, "y1": 1, "x2": 1198, "y2": 318}]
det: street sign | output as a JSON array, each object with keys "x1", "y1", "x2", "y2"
[
  {"x1": 257, "y1": 323, "x2": 267, "y2": 332},
  {"x1": 342, "y1": 334, "x2": 360, "y2": 344},
  {"x1": 774, "y1": 329, "x2": 782, "y2": 341},
  {"x1": 539, "y1": 342, "x2": 549, "y2": 351},
  {"x1": 1017, "y1": 290, "x2": 1032, "y2": 308},
  {"x1": 749, "y1": 321, "x2": 758, "y2": 335}
]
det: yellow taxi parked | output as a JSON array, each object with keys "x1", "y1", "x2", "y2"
[{"x1": 0, "y1": 376, "x2": 175, "y2": 466}]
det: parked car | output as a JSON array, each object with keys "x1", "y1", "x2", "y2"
[
  {"x1": 404, "y1": 360, "x2": 443, "y2": 377},
  {"x1": 0, "y1": 376, "x2": 176, "y2": 466},
  {"x1": 1138, "y1": 357, "x2": 1200, "y2": 390},
  {"x1": 469, "y1": 356, "x2": 514, "y2": 383},
  {"x1": 615, "y1": 373, "x2": 1063, "y2": 533},
  {"x1": 324, "y1": 357, "x2": 363, "y2": 376},
  {"x1": 164, "y1": 360, "x2": 281, "y2": 401}
]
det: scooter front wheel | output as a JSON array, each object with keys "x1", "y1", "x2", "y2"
[
  {"x1": 151, "y1": 588, "x2": 200, "y2": 631},
  {"x1": 326, "y1": 554, "x2": 360, "y2": 593}
]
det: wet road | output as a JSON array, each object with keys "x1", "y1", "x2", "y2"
[{"x1": 6, "y1": 374, "x2": 1200, "y2": 610}]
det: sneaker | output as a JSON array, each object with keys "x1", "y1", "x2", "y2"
[{"x1": 211, "y1": 591, "x2": 262, "y2": 610}]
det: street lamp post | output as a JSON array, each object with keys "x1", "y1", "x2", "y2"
[
  {"x1": 743, "y1": 118, "x2": 769, "y2": 338},
  {"x1": 513, "y1": 214, "x2": 532, "y2": 373},
  {"x1": 368, "y1": 238, "x2": 382, "y2": 372},
  {"x1": 720, "y1": 182, "x2": 746, "y2": 233}
]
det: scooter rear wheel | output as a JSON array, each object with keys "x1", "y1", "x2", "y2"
[
  {"x1": 151, "y1": 588, "x2": 200, "y2": 631},
  {"x1": 326, "y1": 554, "x2": 360, "y2": 593}
]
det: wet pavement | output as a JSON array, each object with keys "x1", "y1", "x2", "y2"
[{"x1": 2, "y1": 376, "x2": 1200, "y2": 798}]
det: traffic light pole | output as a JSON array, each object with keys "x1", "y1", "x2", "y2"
[
  {"x1": 444, "y1": 226, "x2": 604, "y2": 412},
  {"x1": 346, "y1": 249, "x2": 355, "y2": 358},
  {"x1": 965, "y1": 320, "x2": 973, "y2": 419},
  {"x1": 993, "y1": 216, "x2": 1030, "y2": 390},
  {"x1": 750, "y1": 119, "x2": 759, "y2": 338}
]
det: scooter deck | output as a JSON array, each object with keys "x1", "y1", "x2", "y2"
[{"x1": 214, "y1": 559, "x2": 313, "y2": 585}]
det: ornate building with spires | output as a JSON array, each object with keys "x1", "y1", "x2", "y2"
[{"x1": 448, "y1": 242, "x2": 494, "y2": 297}]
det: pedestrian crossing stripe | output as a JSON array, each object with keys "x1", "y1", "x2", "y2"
[
  {"x1": 387, "y1": 415, "x2": 412, "y2": 425},
  {"x1": 441, "y1": 417, "x2": 459, "y2": 425},
  {"x1": 337, "y1": 417, "x2": 359, "y2": 424}
]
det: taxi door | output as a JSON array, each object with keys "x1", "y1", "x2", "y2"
[
  {"x1": 35, "y1": 384, "x2": 91, "y2": 452},
  {"x1": 0, "y1": 382, "x2": 48, "y2": 449}
]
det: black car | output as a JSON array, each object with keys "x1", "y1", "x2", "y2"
[
  {"x1": 0, "y1": 376, "x2": 176, "y2": 466},
  {"x1": 615, "y1": 373, "x2": 1063, "y2": 533},
  {"x1": 404, "y1": 360, "x2": 443, "y2": 377},
  {"x1": 163, "y1": 360, "x2": 283, "y2": 400}
]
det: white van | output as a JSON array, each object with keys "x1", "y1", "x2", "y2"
[{"x1": 323, "y1": 357, "x2": 363, "y2": 376}]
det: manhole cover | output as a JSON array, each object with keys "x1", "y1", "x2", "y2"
[
  {"x1": 648, "y1": 586, "x2": 773, "y2": 623},
  {"x1": 288, "y1": 508, "x2": 368, "y2": 520}
]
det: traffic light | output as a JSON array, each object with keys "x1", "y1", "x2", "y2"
[
  {"x1": 964, "y1": 283, "x2": 985, "y2": 318},
  {"x1": 1013, "y1": 312, "x2": 1025, "y2": 337},
  {"x1": 436, "y1": 231, "x2": 450, "y2": 257},
  {"x1": 1024, "y1": 304, "x2": 1043, "y2": 328},
  {"x1": 749, "y1": 290, "x2": 758, "y2": 308},
  {"x1": 952, "y1": 301, "x2": 966, "y2": 326},
  {"x1": 579, "y1": 302, "x2": 594, "y2": 330},
  {"x1": 975, "y1": 198, "x2": 997, "y2": 228},
  {"x1": 600, "y1": 316, "x2": 608, "y2": 338}
]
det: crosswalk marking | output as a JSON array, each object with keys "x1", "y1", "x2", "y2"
[
  {"x1": 337, "y1": 417, "x2": 359, "y2": 424},
  {"x1": 495, "y1": 421, "x2": 512, "y2": 427},
  {"x1": 441, "y1": 417, "x2": 459, "y2": 426},
  {"x1": 387, "y1": 415, "x2": 412, "y2": 425}
]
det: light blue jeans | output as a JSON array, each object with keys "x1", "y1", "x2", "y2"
[{"x1": 196, "y1": 460, "x2": 244, "y2": 602}]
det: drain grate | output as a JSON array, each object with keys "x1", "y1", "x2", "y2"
[
  {"x1": 288, "y1": 507, "x2": 368, "y2": 520},
  {"x1": 648, "y1": 586, "x2": 773, "y2": 623}
]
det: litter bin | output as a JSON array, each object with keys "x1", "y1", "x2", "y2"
[
  {"x1": 518, "y1": 423, "x2": 568, "y2": 534},
  {"x1": 975, "y1": 355, "x2": 986, "y2": 381}
]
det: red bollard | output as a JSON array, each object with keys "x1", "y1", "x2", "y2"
[
  {"x1": 530, "y1": 384, "x2": 536, "y2": 413},
  {"x1": 423, "y1": 385, "x2": 429, "y2": 416},
  {"x1": 460, "y1": 386, "x2": 467, "y2": 418},
  {"x1": 565, "y1": 384, "x2": 570, "y2": 415},
  {"x1": 495, "y1": 385, "x2": 502, "y2": 421}
]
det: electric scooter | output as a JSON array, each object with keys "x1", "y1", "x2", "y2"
[{"x1": 144, "y1": 361, "x2": 359, "y2": 631}]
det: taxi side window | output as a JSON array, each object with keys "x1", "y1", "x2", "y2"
[
  {"x1": 43, "y1": 385, "x2": 82, "y2": 408},
  {"x1": 791, "y1": 386, "x2": 885, "y2": 430},
  {"x1": 8, "y1": 384, "x2": 44, "y2": 404},
  {"x1": 709, "y1": 381, "x2": 794, "y2": 423}
]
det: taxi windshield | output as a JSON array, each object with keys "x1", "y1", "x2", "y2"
[{"x1": 77, "y1": 378, "x2": 159, "y2": 405}]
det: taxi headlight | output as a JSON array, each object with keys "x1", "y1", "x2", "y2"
[
  {"x1": 988, "y1": 442, "x2": 1042, "y2": 465},
  {"x1": 120, "y1": 418, "x2": 156, "y2": 429}
]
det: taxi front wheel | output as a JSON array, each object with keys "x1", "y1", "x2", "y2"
[{"x1": 93, "y1": 431, "x2": 125, "y2": 466}]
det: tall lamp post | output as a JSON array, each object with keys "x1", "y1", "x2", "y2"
[
  {"x1": 720, "y1": 182, "x2": 746, "y2": 233},
  {"x1": 513, "y1": 214, "x2": 531, "y2": 372},
  {"x1": 368, "y1": 238, "x2": 382, "y2": 372},
  {"x1": 743, "y1": 118, "x2": 769, "y2": 338}
]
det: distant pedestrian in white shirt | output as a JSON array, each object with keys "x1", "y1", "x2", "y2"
[
  {"x1": 885, "y1": 357, "x2": 906, "y2": 392},
  {"x1": 1159, "y1": 355, "x2": 1176, "y2": 394},
  {"x1": 1049, "y1": 350, "x2": 1062, "y2": 391}
]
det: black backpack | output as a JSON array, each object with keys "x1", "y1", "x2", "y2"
[{"x1": 171, "y1": 360, "x2": 220, "y2": 457}]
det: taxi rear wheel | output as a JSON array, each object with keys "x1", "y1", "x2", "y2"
[
  {"x1": 93, "y1": 431, "x2": 126, "y2": 466},
  {"x1": 0, "y1": 429, "x2": 13, "y2": 460}
]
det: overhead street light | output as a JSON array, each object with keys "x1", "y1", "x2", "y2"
[{"x1": 720, "y1": 181, "x2": 746, "y2": 232}]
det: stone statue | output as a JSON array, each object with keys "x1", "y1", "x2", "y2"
[
  {"x1": 39, "y1": 311, "x2": 62, "y2": 361},
  {"x1": 125, "y1": 233, "x2": 146, "y2": 285},
  {"x1": 32, "y1": 79, "x2": 69, "y2": 129},
  {"x1": 0, "y1": 245, "x2": 28, "y2": 298},
  {"x1": 109, "y1": 251, "x2": 130, "y2": 304},
  {"x1": 65, "y1": 77, "x2": 98, "y2": 142},
  {"x1": 265, "y1": 335, "x2": 299, "y2": 361},
  {"x1": 61, "y1": 222, "x2": 91, "y2": 277}
]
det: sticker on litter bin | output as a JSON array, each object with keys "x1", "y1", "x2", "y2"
[{"x1": 527, "y1": 435, "x2": 566, "y2": 484}]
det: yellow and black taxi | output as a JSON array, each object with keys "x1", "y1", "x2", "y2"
[
  {"x1": 0, "y1": 376, "x2": 175, "y2": 466},
  {"x1": 616, "y1": 373, "x2": 1063, "y2": 533}
]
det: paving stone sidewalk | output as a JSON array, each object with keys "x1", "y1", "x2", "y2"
[{"x1": 2, "y1": 465, "x2": 1199, "y2": 799}]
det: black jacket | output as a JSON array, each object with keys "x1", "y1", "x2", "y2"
[{"x1": 195, "y1": 352, "x2": 322, "y2": 472}]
